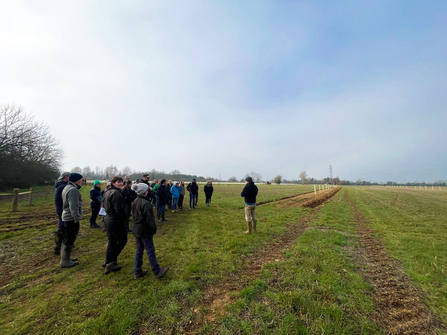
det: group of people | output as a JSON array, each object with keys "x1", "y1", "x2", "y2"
[{"x1": 53, "y1": 172, "x2": 258, "y2": 280}]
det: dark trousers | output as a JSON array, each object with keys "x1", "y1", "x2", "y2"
[
  {"x1": 105, "y1": 223, "x2": 128, "y2": 264},
  {"x1": 189, "y1": 193, "x2": 198, "y2": 208},
  {"x1": 178, "y1": 194, "x2": 184, "y2": 209},
  {"x1": 167, "y1": 197, "x2": 172, "y2": 209},
  {"x1": 157, "y1": 204, "x2": 166, "y2": 218},
  {"x1": 57, "y1": 212, "x2": 65, "y2": 232},
  {"x1": 63, "y1": 221, "x2": 80, "y2": 246},
  {"x1": 90, "y1": 203, "x2": 101, "y2": 226},
  {"x1": 206, "y1": 196, "x2": 212, "y2": 205},
  {"x1": 134, "y1": 236, "x2": 160, "y2": 275}
]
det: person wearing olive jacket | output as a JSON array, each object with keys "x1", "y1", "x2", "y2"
[
  {"x1": 131, "y1": 183, "x2": 169, "y2": 279},
  {"x1": 60, "y1": 173, "x2": 84, "y2": 268},
  {"x1": 103, "y1": 176, "x2": 128, "y2": 274}
]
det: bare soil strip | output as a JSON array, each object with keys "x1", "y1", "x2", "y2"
[
  {"x1": 258, "y1": 187, "x2": 340, "y2": 209},
  {"x1": 155, "y1": 189, "x2": 340, "y2": 334},
  {"x1": 346, "y1": 192, "x2": 441, "y2": 335}
]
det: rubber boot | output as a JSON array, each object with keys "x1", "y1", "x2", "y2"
[
  {"x1": 244, "y1": 221, "x2": 253, "y2": 234},
  {"x1": 105, "y1": 262, "x2": 122, "y2": 274},
  {"x1": 253, "y1": 219, "x2": 257, "y2": 232},
  {"x1": 54, "y1": 231, "x2": 64, "y2": 255},
  {"x1": 60, "y1": 245, "x2": 79, "y2": 268}
]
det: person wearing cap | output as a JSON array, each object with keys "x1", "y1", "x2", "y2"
[
  {"x1": 240, "y1": 176, "x2": 259, "y2": 234},
  {"x1": 103, "y1": 176, "x2": 128, "y2": 274},
  {"x1": 89, "y1": 180, "x2": 102, "y2": 228},
  {"x1": 170, "y1": 181, "x2": 181, "y2": 213},
  {"x1": 131, "y1": 183, "x2": 169, "y2": 279},
  {"x1": 53, "y1": 171, "x2": 69, "y2": 255},
  {"x1": 203, "y1": 181, "x2": 214, "y2": 206},
  {"x1": 60, "y1": 172, "x2": 84, "y2": 268},
  {"x1": 186, "y1": 178, "x2": 199, "y2": 209}
]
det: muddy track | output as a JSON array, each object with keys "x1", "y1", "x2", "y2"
[
  {"x1": 138, "y1": 187, "x2": 340, "y2": 334},
  {"x1": 345, "y1": 192, "x2": 442, "y2": 335},
  {"x1": 257, "y1": 187, "x2": 340, "y2": 209}
]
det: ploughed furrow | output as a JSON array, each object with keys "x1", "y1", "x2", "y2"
[{"x1": 346, "y1": 192, "x2": 441, "y2": 335}]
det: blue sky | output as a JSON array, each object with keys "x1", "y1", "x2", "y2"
[{"x1": 1, "y1": 0, "x2": 446, "y2": 182}]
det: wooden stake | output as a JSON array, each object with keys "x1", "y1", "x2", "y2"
[
  {"x1": 28, "y1": 187, "x2": 33, "y2": 206},
  {"x1": 12, "y1": 188, "x2": 19, "y2": 212}
]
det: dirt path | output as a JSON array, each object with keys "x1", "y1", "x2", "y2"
[
  {"x1": 163, "y1": 188, "x2": 341, "y2": 334},
  {"x1": 345, "y1": 192, "x2": 441, "y2": 335}
]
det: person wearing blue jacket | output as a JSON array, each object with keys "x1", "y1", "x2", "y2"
[
  {"x1": 90, "y1": 180, "x2": 102, "y2": 228},
  {"x1": 53, "y1": 172, "x2": 69, "y2": 255},
  {"x1": 170, "y1": 181, "x2": 181, "y2": 212}
]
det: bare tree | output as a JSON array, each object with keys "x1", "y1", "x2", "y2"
[
  {"x1": 104, "y1": 165, "x2": 118, "y2": 179},
  {"x1": 249, "y1": 171, "x2": 262, "y2": 183},
  {"x1": 228, "y1": 176, "x2": 238, "y2": 182},
  {"x1": 122, "y1": 166, "x2": 132, "y2": 176},
  {"x1": 299, "y1": 171, "x2": 308, "y2": 184},
  {"x1": 71, "y1": 166, "x2": 82, "y2": 173}
]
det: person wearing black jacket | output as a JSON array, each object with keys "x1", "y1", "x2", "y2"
[
  {"x1": 121, "y1": 181, "x2": 137, "y2": 232},
  {"x1": 187, "y1": 178, "x2": 199, "y2": 209},
  {"x1": 53, "y1": 172, "x2": 69, "y2": 254},
  {"x1": 89, "y1": 180, "x2": 102, "y2": 228},
  {"x1": 157, "y1": 179, "x2": 168, "y2": 222},
  {"x1": 166, "y1": 180, "x2": 173, "y2": 209},
  {"x1": 103, "y1": 176, "x2": 128, "y2": 274},
  {"x1": 131, "y1": 183, "x2": 169, "y2": 279},
  {"x1": 240, "y1": 176, "x2": 259, "y2": 234},
  {"x1": 203, "y1": 181, "x2": 214, "y2": 206}
]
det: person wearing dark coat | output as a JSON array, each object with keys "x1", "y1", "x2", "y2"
[
  {"x1": 204, "y1": 181, "x2": 214, "y2": 206},
  {"x1": 103, "y1": 176, "x2": 128, "y2": 274},
  {"x1": 240, "y1": 176, "x2": 259, "y2": 234},
  {"x1": 89, "y1": 180, "x2": 102, "y2": 228},
  {"x1": 187, "y1": 178, "x2": 199, "y2": 209},
  {"x1": 166, "y1": 180, "x2": 173, "y2": 209},
  {"x1": 121, "y1": 180, "x2": 137, "y2": 232},
  {"x1": 131, "y1": 183, "x2": 169, "y2": 279},
  {"x1": 156, "y1": 179, "x2": 168, "y2": 222},
  {"x1": 53, "y1": 172, "x2": 69, "y2": 255}
]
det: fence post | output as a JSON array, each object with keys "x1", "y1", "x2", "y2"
[
  {"x1": 12, "y1": 188, "x2": 19, "y2": 212},
  {"x1": 29, "y1": 187, "x2": 33, "y2": 206}
]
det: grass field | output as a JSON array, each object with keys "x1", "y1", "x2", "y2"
[{"x1": 0, "y1": 184, "x2": 446, "y2": 334}]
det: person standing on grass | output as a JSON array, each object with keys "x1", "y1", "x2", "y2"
[
  {"x1": 131, "y1": 183, "x2": 169, "y2": 279},
  {"x1": 157, "y1": 179, "x2": 168, "y2": 222},
  {"x1": 89, "y1": 180, "x2": 102, "y2": 229},
  {"x1": 204, "y1": 181, "x2": 214, "y2": 206},
  {"x1": 153, "y1": 180, "x2": 160, "y2": 210},
  {"x1": 121, "y1": 180, "x2": 137, "y2": 232},
  {"x1": 166, "y1": 180, "x2": 173, "y2": 209},
  {"x1": 187, "y1": 178, "x2": 199, "y2": 209},
  {"x1": 103, "y1": 176, "x2": 128, "y2": 274},
  {"x1": 53, "y1": 171, "x2": 69, "y2": 255},
  {"x1": 178, "y1": 180, "x2": 185, "y2": 210},
  {"x1": 241, "y1": 176, "x2": 258, "y2": 234},
  {"x1": 170, "y1": 181, "x2": 180, "y2": 213},
  {"x1": 60, "y1": 173, "x2": 84, "y2": 268}
]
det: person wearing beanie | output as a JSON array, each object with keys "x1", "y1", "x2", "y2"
[
  {"x1": 186, "y1": 178, "x2": 199, "y2": 209},
  {"x1": 89, "y1": 180, "x2": 102, "y2": 228},
  {"x1": 60, "y1": 172, "x2": 84, "y2": 268},
  {"x1": 53, "y1": 171, "x2": 69, "y2": 255},
  {"x1": 241, "y1": 176, "x2": 259, "y2": 234},
  {"x1": 103, "y1": 176, "x2": 128, "y2": 274},
  {"x1": 131, "y1": 183, "x2": 169, "y2": 279}
]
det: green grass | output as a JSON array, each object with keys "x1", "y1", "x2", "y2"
[{"x1": 1, "y1": 185, "x2": 446, "y2": 334}]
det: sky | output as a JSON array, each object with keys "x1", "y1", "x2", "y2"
[{"x1": 1, "y1": 0, "x2": 446, "y2": 183}]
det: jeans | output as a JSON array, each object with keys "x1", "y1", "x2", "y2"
[
  {"x1": 57, "y1": 212, "x2": 65, "y2": 232},
  {"x1": 134, "y1": 236, "x2": 161, "y2": 275},
  {"x1": 63, "y1": 221, "x2": 80, "y2": 246},
  {"x1": 105, "y1": 223, "x2": 128, "y2": 264},
  {"x1": 90, "y1": 202, "x2": 101, "y2": 226},
  {"x1": 178, "y1": 194, "x2": 184, "y2": 209},
  {"x1": 157, "y1": 204, "x2": 166, "y2": 218},
  {"x1": 172, "y1": 198, "x2": 178, "y2": 210},
  {"x1": 155, "y1": 195, "x2": 159, "y2": 209},
  {"x1": 189, "y1": 193, "x2": 198, "y2": 208}
]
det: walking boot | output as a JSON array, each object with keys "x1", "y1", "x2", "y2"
[
  {"x1": 90, "y1": 223, "x2": 100, "y2": 228},
  {"x1": 104, "y1": 262, "x2": 122, "y2": 275},
  {"x1": 155, "y1": 267, "x2": 169, "y2": 279},
  {"x1": 54, "y1": 231, "x2": 64, "y2": 255},
  {"x1": 253, "y1": 219, "x2": 257, "y2": 232},
  {"x1": 244, "y1": 221, "x2": 253, "y2": 234},
  {"x1": 60, "y1": 245, "x2": 79, "y2": 268},
  {"x1": 134, "y1": 271, "x2": 148, "y2": 279}
]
